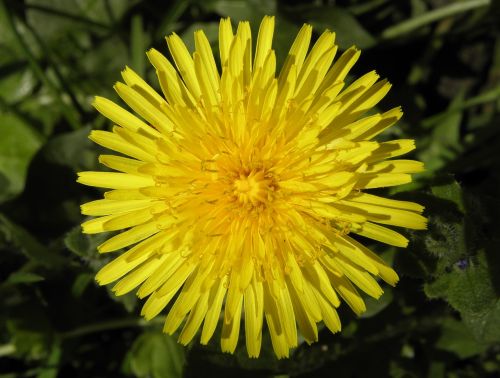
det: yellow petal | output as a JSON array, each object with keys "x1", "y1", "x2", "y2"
[
  {"x1": 89, "y1": 130, "x2": 155, "y2": 162},
  {"x1": 356, "y1": 173, "x2": 412, "y2": 189},
  {"x1": 317, "y1": 46, "x2": 360, "y2": 95},
  {"x1": 166, "y1": 33, "x2": 202, "y2": 99},
  {"x1": 98, "y1": 155, "x2": 146, "y2": 175},
  {"x1": 147, "y1": 48, "x2": 195, "y2": 107},
  {"x1": 328, "y1": 272, "x2": 366, "y2": 315},
  {"x1": 338, "y1": 199, "x2": 428, "y2": 229},
  {"x1": 279, "y1": 23, "x2": 312, "y2": 85},
  {"x1": 81, "y1": 198, "x2": 153, "y2": 216},
  {"x1": 355, "y1": 222, "x2": 409, "y2": 247},
  {"x1": 121, "y1": 66, "x2": 167, "y2": 108},
  {"x1": 221, "y1": 289, "x2": 243, "y2": 353},
  {"x1": 201, "y1": 276, "x2": 228, "y2": 345},
  {"x1": 77, "y1": 171, "x2": 155, "y2": 189},
  {"x1": 97, "y1": 220, "x2": 160, "y2": 252},
  {"x1": 219, "y1": 17, "x2": 234, "y2": 68},
  {"x1": 333, "y1": 255, "x2": 383, "y2": 298},
  {"x1": 112, "y1": 255, "x2": 165, "y2": 296},
  {"x1": 178, "y1": 290, "x2": 209, "y2": 345},
  {"x1": 95, "y1": 245, "x2": 157, "y2": 284},
  {"x1": 254, "y1": 16, "x2": 275, "y2": 70},
  {"x1": 114, "y1": 82, "x2": 173, "y2": 134},
  {"x1": 92, "y1": 96, "x2": 159, "y2": 137}
]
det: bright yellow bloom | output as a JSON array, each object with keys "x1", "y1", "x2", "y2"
[{"x1": 78, "y1": 16, "x2": 426, "y2": 358}]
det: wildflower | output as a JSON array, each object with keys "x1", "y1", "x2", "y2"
[{"x1": 78, "y1": 16, "x2": 426, "y2": 358}]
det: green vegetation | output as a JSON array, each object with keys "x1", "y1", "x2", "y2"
[{"x1": 1, "y1": 0, "x2": 499, "y2": 376}]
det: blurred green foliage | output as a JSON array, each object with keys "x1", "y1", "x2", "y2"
[{"x1": 1, "y1": 0, "x2": 500, "y2": 377}]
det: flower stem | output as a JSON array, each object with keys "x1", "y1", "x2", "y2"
[
  {"x1": 381, "y1": 0, "x2": 490, "y2": 39},
  {"x1": 60, "y1": 317, "x2": 163, "y2": 339}
]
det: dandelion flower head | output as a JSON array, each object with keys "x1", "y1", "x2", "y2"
[{"x1": 78, "y1": 16, "x2": 426, "y2": 358}]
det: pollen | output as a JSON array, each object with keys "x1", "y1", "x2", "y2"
[{"x1": 233, "y1": 170, "x2": 273, "y2": 205}]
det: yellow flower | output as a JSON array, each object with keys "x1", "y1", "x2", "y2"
[{"x1": 78, "y1": 16, "x2": 426, "y2": 358}]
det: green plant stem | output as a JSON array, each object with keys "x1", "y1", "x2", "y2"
[
  {"x1": 23, "y1": 3, "x2": 109, "y2": 29},
  {"x1": 422, "y1": 86, "x2": 500, "y2": 128},
  {"x1": 22, "y1": 20, "x2": 86, "y2": 118},
  {"x1": 104, "y1": 0, "x2": 116, "y2": 24},
  {"x1": 0, "y1": 0, "x2": 80, "y2": 130},
  {"x1": 60, "y1": 317, "x2": 163, "y2": 339},
  {"x1": 381, "y1": 0, "x2": 490, "y2": 39},
  {"x1": 348, "y1": 0, "x2": 389, "y2": 15},
  {"x1": 155, "y1": 0, "x2": 189, "y2": 39},
  {"x1": 131, "y1": 14, "x2": 145, "y2": 77}
]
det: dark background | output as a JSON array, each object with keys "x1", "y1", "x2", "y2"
[{"x1": 1, "y1": 0, "x2": 499, "y2": 377}]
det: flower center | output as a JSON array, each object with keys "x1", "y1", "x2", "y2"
[{"x1": 233, "y1": 170, "x2": 271, "y2": 206}]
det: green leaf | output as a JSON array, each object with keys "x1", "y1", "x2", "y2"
[
  {"x1": 436, "y1": 318, "x2": 484, "y2": 358},
  {"x1": 469, "y1": 300, "x2": 500, "y2": 344},
  {"x1": 422, "y1": 179, "x2": 500, "y2": 343},
  {"x1": 381, "y1": 0, "x2": 490, "y2": 39},
  {"x1": 421, "y1": 178, "x2": 467, "y2": 268},
  {"x1": 0, "y1": 4, "x2": 39, "y2": 59},
  {"x1": 179, "y1": 22, "x2": 219, "y2": 53},
  {"x1": 0, "y1": 68, "x2": 36, "y2": 105},
  {"x1": 0, "y1": 213, "x2": 63, "y2": 267},
  {"x1": 131, "y1": 14, "x2": 146, "y2": 77},
  {"x1": 42, "y1": 126, "x2": 98, "y2": 171},
  {"x1": 419, "y1": 92, "x2": 465, "y2": 177},
  {"x1": 36, "y1": 341, "x2": 61, "y2": 378},
  {"x1": 200, "y1": 0, "x2": 277, "y2": 25},
  {"x1": 273, "y1": 18, "x2": 300, "y2": 68},
  {"x1": 361, "y1": 287, "x2": 394, "y2": 318},
  {"x1": 404, "y1": 178, "x2": 467, "y2": 269},
  {"x1": 71, "y1": 272, "x2": 94, "y2": 297},
  {"x1": 125, "y1": 332, "x2": 185, "y2": 378},
  {"x1": 0, "y1": 344, "x2": 16, "y2": 358},
  {"x1": 155, "y1": 0, "x2": 190, "y2": 39},
  {"x1": 25, "y1": 0, "x2": 135, "y2": 40},
  {"x1": 425, "y1": 253, "x2": 493, "y2": 313},
  {"x1": 7, "y1": 324, "x2": 49, "y2": 360},
  {"x1": 6, "y1": 271, "x2": 45, "y2": 285},
  {"x1": 422, "y1": 85, "x2": 500, "y2": 129},
  {"x1": 79, "y1": 35, "x2": 128, "y2": 89},
  {"x1": 410, "y1": 0, "x2": 428, "y2": 17},
  {"x1": 300, "y1": 6, "x2": 376, "y2": 49},
  {"x1": 65, "y1": 226, "x2": 137, "y2": 310},
  {"x1": 109, "y1": 289, "x2": 138, "y2": 313},
  {"x1": 431, "y1": 179, "x2": 465, "y2": 213},
  {"x1": 0, "y1": 112, "x2": 43, "y2": 203},
  {"x1": 425, "y1": 253, "x2": 500, "y2": 343},
  {"x1": 6, "y1": 305, "x2": 52, "y2": 361},
  {"x1": 64, "y1": 225, "x2": 107, "y2": 259}
]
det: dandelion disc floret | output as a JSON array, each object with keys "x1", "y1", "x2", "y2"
[{"x1": 78, "y1": 16, "x2": 427, "y2": 358}]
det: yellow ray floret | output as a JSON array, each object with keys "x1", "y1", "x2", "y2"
[{"x1": 79, "y1": 15, "x2": 426, "y2": 359}]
